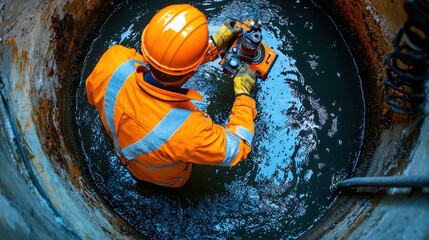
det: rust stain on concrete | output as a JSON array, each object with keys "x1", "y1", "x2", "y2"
[
  {"x1": 36, "y1": 0, "x2": 122, "y2": 188},
  {"x1": 4, "y1": 39, "x2": 31, "y2": 93}
]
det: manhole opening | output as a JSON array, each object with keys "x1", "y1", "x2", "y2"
[{"x1": 72, "y1": 0, "x2": 365, "y2": 239}]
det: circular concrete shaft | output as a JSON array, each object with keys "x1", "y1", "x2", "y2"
[{"x1": 0, "y1": 0, "x2": 428, "y2": 239}]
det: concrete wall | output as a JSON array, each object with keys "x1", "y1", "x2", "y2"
[
  {"x1": 304, "y1": 0, "x2": 429, "y2": 239},
  {"x1": 0, "y1": 0, "x2": 140, "y2": 239},
  {"x1": 0, "y1": 0, "x2": 427, "y2": 239}
]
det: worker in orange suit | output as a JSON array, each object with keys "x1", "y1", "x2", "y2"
[{"x1": 86, "y1": 4, "x2": 257, "y2": 187}]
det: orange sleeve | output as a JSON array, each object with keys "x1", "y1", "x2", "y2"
[
  {"x1": 85, "y1": 64, "x2": 103, "y2": 106},
  {"x1": 186, "y1": 95, "x2": 257, "y2": 167},
  {"x1": 225, "y1": 95, "x2": 257, "y2": 135},
  {"x1": 85, "y1": 75, "x2": 95, "y2": 106}
]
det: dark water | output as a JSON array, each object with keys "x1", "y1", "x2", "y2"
[{"x1": 74, "y1": 0, "x2": 365, "y2": 239}]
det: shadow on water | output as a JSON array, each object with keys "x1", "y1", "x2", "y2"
[{"x1": 74, "y1": 0, "x2": 365, "y2": 238}]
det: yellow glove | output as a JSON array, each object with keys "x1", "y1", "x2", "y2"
[
  {"x1": 211, "y1": 18, "x2": 243, "y2": 50},
  {"x1": 233, "y1": 63, "x2": 256, "y2": 96}
]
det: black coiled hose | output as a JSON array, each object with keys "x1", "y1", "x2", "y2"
[{"x1": 385, "y1": 0, "x2": 429, "y2": 115}]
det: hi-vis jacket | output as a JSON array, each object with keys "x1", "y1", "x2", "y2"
[{"x1": 86, "y1": 45, "x2": 257, "y2": 187}]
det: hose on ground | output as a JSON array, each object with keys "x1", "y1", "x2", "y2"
[{"x1": 336, "y1": 175, "x2": 429, "y2": 188}]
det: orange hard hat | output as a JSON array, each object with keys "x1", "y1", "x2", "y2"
[{"x1": 141, "y1": 4, "x2": 209, "y2": 76}]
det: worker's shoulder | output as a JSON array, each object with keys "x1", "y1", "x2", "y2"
[
  {"x1": 184, "y1": 110, "x2": 214, "y2": 130},
  {"x1": 106, "y1": 44, "x2": 142, "y2": 58},
  {"x1": 107, "y1": 44, "x2": 130, "y2": 51},
  {"x1": 96, "y1": 45, "x2": 143, "y2": 69},
  {"x1": 103, "y1": 44, "x2": 133, "y2": 56}
]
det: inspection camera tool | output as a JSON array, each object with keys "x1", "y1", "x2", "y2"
[{"x1": 220, "y1": 18, "x2": 278, "y2": 80}]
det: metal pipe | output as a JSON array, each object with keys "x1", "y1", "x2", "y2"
[{"x1": 336, "y1": 175, "x2": 429, "y2": 188}]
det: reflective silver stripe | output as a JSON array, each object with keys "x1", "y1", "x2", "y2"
[
  {"x1": 147, "y1": 161, "x2": 181, "y2": 170},
  {"x1": 216, "y1": 131, "x2": 240, "y2": 167},
  {"x1": 121, "y1": 108, "x2": 193, "y2": 160},
  {"x1": 104, "y1": 59, "x2": 143, "y2": 155},
  {"x1": 153, "y1": 178, "x2": 184, "y2": 187},
  {"x1": 234, "y1": 126, "x2": 254, "y2": 145}
]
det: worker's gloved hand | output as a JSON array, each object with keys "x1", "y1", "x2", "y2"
[
  {"x1": 211, "y1": 18, "x2": 243, "y2": 50},
  {"x1": 233, "y1": 63, "x2": 256, "y2": 96}
]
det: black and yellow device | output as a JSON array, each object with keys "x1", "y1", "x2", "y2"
[{"x1": 220, "y1": 18, "x2": 278, "y2": 80}]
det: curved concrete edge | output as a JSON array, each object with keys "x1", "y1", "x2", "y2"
[
  {"x1": 308, "y1": 111, "x2": 429, "y2": 239},
  {"x1": 0, "y1": 0, "x2": 139, "y2": 239},
  {"x1": 0, "y1": 103, "x2": 73, "y2": 239},
  {"x1": 304, "y1": 1, "x2": 429, "y2": 239},
  {"x1": 347, "y1": 112, "x2": 429, "y2": 239}
]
